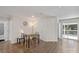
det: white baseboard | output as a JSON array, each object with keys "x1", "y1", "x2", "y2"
[{"x1": 10, "y1": 40, "x2": 16, "y2": 44}]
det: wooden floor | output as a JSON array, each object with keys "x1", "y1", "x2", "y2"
[
  {"x1": 58, "y1": 39, "x2": 79, "y2": 53},
  {"x1": 0, "y1": 39, "x2": 79, "y2": 53}
]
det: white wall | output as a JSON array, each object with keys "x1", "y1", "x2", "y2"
[
  {"x1": 9, "y1": 16, "x2": 58, "y2": 43},
  {"x1": 35, "y1": 17, "x2": 58, "y2": 41}
]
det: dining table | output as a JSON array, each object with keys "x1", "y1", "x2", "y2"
[{"x1": 17, "y1": 33, "x2": 40, "y2": 48}]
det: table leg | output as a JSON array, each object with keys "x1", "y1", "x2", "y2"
[
  {"x1": 17, "y1": 38, "x2": 18, "y2": 43},
  {"x1": 38, "y1": 37, "x2": 40, "y2": 44},
  {"x1": 23, "y1": 39, "x2": 25, "y2": 45},
  {"x1": 19, "y1": 39, "x2": 20, "y2": 44},
  {"x1": 25, "y1": 37, "x2": 28, "y2": 48},
  {"x1": 28, "y1": 39, "x2": 30, "y2": 48}
]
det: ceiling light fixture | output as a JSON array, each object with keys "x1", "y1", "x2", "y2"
[{"x1": 32, "y1": 16, "x2": 35, "y2": 18}]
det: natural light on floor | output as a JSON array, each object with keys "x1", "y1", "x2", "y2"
[{"x1": 63, "y1": 35, "x2": 78, "y2": 40}]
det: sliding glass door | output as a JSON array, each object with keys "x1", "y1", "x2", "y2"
[{"x1": 62, "y1": 23, "x2": 78, "y2": 40}]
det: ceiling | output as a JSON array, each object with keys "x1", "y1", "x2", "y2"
[{"x1": 0, "y1": 6, "x2": 79, "y2": 19}]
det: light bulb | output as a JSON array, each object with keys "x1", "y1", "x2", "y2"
[{"x1": 32, "y1": 16, "x2": 35, "y2": 18}]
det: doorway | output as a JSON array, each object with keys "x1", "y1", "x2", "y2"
[{"x1": 0, "y1": 20, "x2": 9, "y2": 41}]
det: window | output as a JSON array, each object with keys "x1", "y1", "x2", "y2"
[{"x1": 62, "y1": 23, "x2": 78, "y2": 39}]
